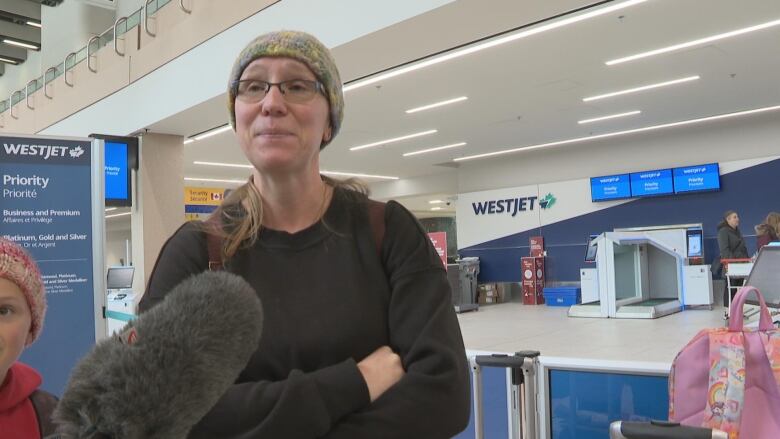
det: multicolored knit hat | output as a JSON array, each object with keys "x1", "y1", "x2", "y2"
[
  {"x1": 227, "y1": 30, "x2": 344, "y2": 149},
  {"x1": 0, "y1": 238, "x2": 46, "y2": 344}
]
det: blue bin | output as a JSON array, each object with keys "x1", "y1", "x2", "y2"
[{"x1": 543, "y1": 287, "x2": 581, "y2": 307}]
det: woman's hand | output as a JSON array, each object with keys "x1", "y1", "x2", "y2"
[{"x1": 357, "y1": 346, "x2": 405, "y2": 402}]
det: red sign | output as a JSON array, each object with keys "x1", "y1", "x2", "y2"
[
  {"x1": 530, "y1": 236, "x2": 544, "y2": 257},
  {"x1": 427, "y1": 232, "x2": 448, "y2": 269},
  {"x1": 521, "y1": 256, "x2": 546, "y2": 305}
]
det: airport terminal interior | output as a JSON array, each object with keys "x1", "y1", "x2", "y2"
[{"x1": 1, "y1": 0, "x2": 779, "y2": 438}]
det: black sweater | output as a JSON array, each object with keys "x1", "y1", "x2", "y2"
[{"x1": 139, "y1": 188, "x2": 470, "y2": 438}]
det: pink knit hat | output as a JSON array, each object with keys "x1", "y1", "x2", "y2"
[{"x1": 0, "y1": 238, "x2": 46, "y2": 344}]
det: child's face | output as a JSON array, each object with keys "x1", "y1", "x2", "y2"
[{"x1": 0, "y1": 277, "x2": 32, "y2": 384}]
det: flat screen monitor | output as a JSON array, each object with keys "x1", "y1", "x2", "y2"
[
  {"x1": 745, "y1": 246, "x2": 780, "y2": 308},
  {"x1": 590, "y1": 174, "x2": 631, "y2": 202},
  {"x1": 629, "y1": 169, "x2": 673, "y2": 197},
  {"x1": 584, "y1": 234, "x2": 599, "y2": 262},
  {"x1": 107, "y1": 266, "x2": 135, "y2": 290},
  {"x1": 673, "y1": 163, "x2": 720, "y2": 194},
  {"x1": 686, "y1": 229, "x2": 704, "y2": 258}
]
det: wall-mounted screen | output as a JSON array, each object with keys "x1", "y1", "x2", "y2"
[
  {"x1": 590, "y1": 174, "x2": 631, "y2": 202},
  {"x1": 106, "y1": 266, "x2": 135, "y2": 290},
  {"x1": 105, "y1": 141, "x2": 130, "y2": 206},
  {"x1": 630, "y1": 169, "x2": 673, "y2": 197},
  {"x1": 673, "y1": 163, "x2": 720, "y2": 194},
  {"x1": 686, "y1": 229, "x2": 704, "y2": 258}
]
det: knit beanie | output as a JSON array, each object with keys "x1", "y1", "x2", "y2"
[
  {"x1": 0, "y1": 238, "x2": 46, "y2": 344},
  {"x1": 227, "y1": 30, "x2": 344, "y2": 149}
]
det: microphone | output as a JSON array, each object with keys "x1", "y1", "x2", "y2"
[{"x1": 53, "y1": 271, "x2": 264, "y2": 439}]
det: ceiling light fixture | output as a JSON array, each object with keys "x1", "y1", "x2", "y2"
[
  {"x1": 26, "y1": 21, "x2": 42, "y2": 28},
  {"x1": 429, "y1": 200, "x2": 444, "y2": 204},
  {"x1": 320, "y1": 171, "x2": 399, "y2": 180},
  {"x1": 0, "y1": 56, "x2": 19, "y2": 65},
  {"x1": 184, "y1": 177, "x2": 246, "y2": 184},
  {"x1": 193, "y1": 124, "x2": 232, "y2": 141},
  {"x1": 454, "y1": 104, "x2": 780, "y2": 162},
  {"x1": 403, "y1": 142, "x2": 467, "y2": 157},
  {"x1": 106, "y1": 212, "x2": 132, "y2": 219},
  {"x1": 578, "y1": 110, "x2": 641, "y2": 124},
  {"x1": 3, "y1": 39, "x2": 39, "y2": 50},
  {"x1": 183, "y1": 138, "x2": 194, "y2": 145},
  {"x1": 104, "y1": 207, "x2": 117, "y2": 212},
  {"x1": 582, "y1": 76, "x2": 699, "y2": 102},
  {"x1": 343, "y1": 0, "x2": 646, "y2": 92},
  {"x1": 607, "y1": 18, "x2": 780, "y2": 66},
  {"x1": 406, "y1": 97, "x2": 468, "y2": 114},
  {"x1": 350, "y1": 129, "x2": 437, "y2": 151},
  {"x1": 430, "y1": 207, "x2": 443, "y2": 211}
]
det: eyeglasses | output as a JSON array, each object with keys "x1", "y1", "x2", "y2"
[{"x1": 233, "y1": 79, "x2": 325, "y2": 104}]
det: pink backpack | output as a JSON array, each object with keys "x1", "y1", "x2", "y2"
[{"x1": 669, "y1": 286, "x2": 780, "y2": 438}]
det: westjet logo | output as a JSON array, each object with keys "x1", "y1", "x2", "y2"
[
  {"x1": 472, "y1": 196, "x2": 538, "y2": 217},
  {"x1": 3, "y1": 143, "x2": 79, "y2": 160}
]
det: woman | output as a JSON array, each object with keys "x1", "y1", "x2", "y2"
[
  {"x1": 139, "y1": 31, "x2": 470, "y2": 438},
  {"x1": 755, "y1": 212, "x2": 780, "y2": 250},
  {"x1": 715, "y1": 210, "x2": 749, "y2": 306}
]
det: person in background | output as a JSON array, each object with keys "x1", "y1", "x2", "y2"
[
  {"x1": 715, "y1": 210, "x2": 749, "y2": 306},
  {"x1": 755, "y1": 212, "x2": 780, "y2": 251},
  {"x1": 139, "y1": 30, "x2": 470, "y2": 438},
  {"x1": 0, "y1": 238, "x2": 58, "y2": 438}
]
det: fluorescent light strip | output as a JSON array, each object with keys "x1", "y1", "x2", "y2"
[
  {"x1": 583, "y1": 76, "x2": 699, "y2": 102},
  {"x1": 193, "y1": 124, "x2": 232, "y2": 141},
  {"x1": 607, "y1": 18, "x2": 780, "y2": 66},
  {"x1": 578, "y1": 110, "x2": 641, "y2": 124},
  {"x1": 403, "y1": 142, "x2": 466, "y2": 157},
  {"x1": 106, "y1": 212, "x2": 132, "y2": 219},
  {"x1": 350, "y1": 129, "x2": 437, "y2": 151},
  {"x1": 104, "y1": 207, "x2": 117, "y2": 212},
  {"x1": 185, "y1": 177, "x2": 246, "y2": 184},
  {"x1": 406, "y1": 97, "x2": 468, "y2": 114},
  {"x1": 343, "y1": 0, "x2": 646, "y2": 92},
  {"x1": 429, "y1": 200, "x2": 444, "y2": 204},
  {"x1": 454, "y1": 104, "x2": 780, "y2": 162},
  {"x1": 194, "y1": 161, "x2": 252, "y2": 169},
  {"x1": 0, "y1": 56, "x2": 18, "y2": 65},
  {"x1": 431, "y1": 207, "x2": 443, "y2": 211},
  {"x1": 26, "y1": 21, "x2": 42, "y2": 28},
  {"x1": 320, "y1": 170, "x2": 399, "y2": 180},
  {"x1": 183, "y1": 138, "x2": 194, "y2": 145},
  {"x1": 3, "y1": 39, "x2": 38, "y2": 50}
]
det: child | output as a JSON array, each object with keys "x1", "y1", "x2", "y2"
[{"x1": 0, "y1": 237, "x2": 58, "y2": 438}]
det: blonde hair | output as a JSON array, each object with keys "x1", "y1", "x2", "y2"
[
  {"x1": 756, "y1": 212, "x2": 780, "y2": 237},
  {"x1": 205, "y1": 175, "x2": 368, "y2": 261}
]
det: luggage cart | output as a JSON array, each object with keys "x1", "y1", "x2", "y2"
[{"x1": 721, "y1": 258, "x2": 753, "y2": 320}]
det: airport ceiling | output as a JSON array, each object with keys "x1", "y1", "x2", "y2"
[
  {"x1": 0, "y1": 0, "x2": 62, "y2": 73},
  {"x1": 144, "y1": 0, "x2": 780, "y2": 215}
]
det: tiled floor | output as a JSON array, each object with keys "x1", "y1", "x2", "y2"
[{"x1": 457, "y1": 302, "x2": 729, "y2": 364}]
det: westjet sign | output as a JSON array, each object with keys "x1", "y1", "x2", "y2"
[{"x1": 472, "y1": 196, "x2": 538, "y2": 216}]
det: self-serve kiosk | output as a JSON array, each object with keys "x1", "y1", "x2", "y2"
[
  {"x1": 105, "y1": 266, "x2": 139, "y2": 335},
  {"x1": 569, "y1": 224, "x2": 713, "y2": 319}
]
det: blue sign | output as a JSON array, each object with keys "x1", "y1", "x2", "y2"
[
  {"x1": 590, "y1": 174, "x2": 630, "y2": 202},
  {"x1": 630, "y1": 169, "x2": 673, "y2": 197},
  {"x1": 1, "y1": 135, "x2": 96, "y2": 396},
  {"x1": 673, "y1": 163, "x2": 720, "y2": 193},
  {"x1": 549, "y1": 369, "x2": 669, "y2": 439},
  {"x1": 105, "y1": 141, "x2": 129, "y2": 203}
]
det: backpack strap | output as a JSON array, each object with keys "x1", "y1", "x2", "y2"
[
  {"x1": 367, "y1": 199, "x2": 386, "y2": 258},
  {"x1": 204, "y1": 198, "x2": 386, "y2": 270},
  {"x1": 30, "y1": 389, "x2": 59, "y2": 438}
]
